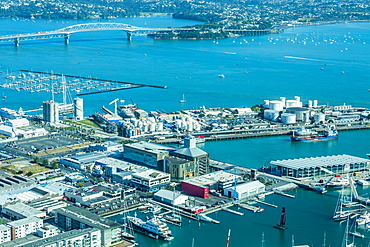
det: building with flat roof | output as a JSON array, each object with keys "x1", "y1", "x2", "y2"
[
  {"x1": 2, "y1": 203, "x2": 46, "y2": 220},
  {"x1": 153, "y1": 189, "x2": 188, "y2": 206},
  {"x1": 123, "y1": 141, "x2": 176, "y2": 170},
  {"x1": 7, "y1": 216, "x2": 43, "y2": 240},
  {"x1": 223, "y1": 181, "x2": 265, "y2": 200},
  {"x1": 268, "y1": 154, "x2": 370, "y2": 178},
  {"x1": 43, "y1": 100, "x2": 59, "y2": 124},
  {"x1": 89, "y1": 141, "x2": 123, "y2": 152},
  {"x1": 54, "y1": 206, "x2": 121, "y2": 247},
  {"x1": 5, "y1": 228, "x2": 101, "y2": 247},
  {"x1": 131, "y1": 169, "x2": 171, "y2": 192},
  {"x1": 60, "y1": 152, "x2": 107, "y2": 171},
  {"x1": 181, "y1": 170, "x2": 243, "y2": 198}
]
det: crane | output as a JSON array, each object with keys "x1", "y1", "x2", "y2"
[{"x1": 109, "y1": 98, "x2": 119, "y2": 115}]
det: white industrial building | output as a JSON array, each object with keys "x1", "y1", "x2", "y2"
[
  {"x1": 223, "y1": 181, "x2": 265, "y2": 200},
  {"x1": 269, "y1": 154, "x2": 370, "y2": 178},
  {"x1": 74, "y1": 97, "x2": 84, "y2": 120},
  {"x1": 35, "y1": 223, "x2": 59, "y2": 238},
  {"x1": 4, "y1": 118, "x2": 29, "y2": 128},
  {"x1": 153, "y1": 189, "x2": 189, "y2": 206}
]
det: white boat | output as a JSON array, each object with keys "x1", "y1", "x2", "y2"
[
  {"x1": 326, "y1": 178, "x2": 350, "y2": 189},
  {"x1": 356, "y1": 179, "x2": 370, "y2": 186},
  {"x1": 196, "y1": 213, "x2": 218, "y2": 223},
  {"x1": 180, "y1": 94, "x2": 186, "y2": 103},
  {"x1": 128, "y1": 215, "x2": 174, "y2": 241},
  {"x1": 333, "y1": 188, "x2": 352, "y2": 221},
  {"x1": 356, "y1": 211, "x2": 370, "y2": 226},
  {"x1": 218, "y1": 74, "x2": 225, "y2": 78}
]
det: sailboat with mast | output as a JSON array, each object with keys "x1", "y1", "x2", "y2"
[
  {"x1": 342, "y1": 216, "x2": 356, "y2": 247},
  {"x1": 333, "y1": 188, "x2": 352, "y2": 221},
  {"x1": 180, "y1": 94, "x2": 186, "y2": 103}
]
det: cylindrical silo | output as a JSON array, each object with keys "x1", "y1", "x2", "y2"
[
  {"x1": 280, "y1": 97, "x2": 286, "y2": 107},
  {"x1": 286, "y1": 107, "x2": 310, "y2": 122},
  {"x1": 313, "y1": 100, "x2": 318, "y2": 107},
  {"x1": 269, "y1": 100, "x2": 283, "y2": 111},
  {"x1": 294, "y1": 96, "x2": 301, "y2": 102},
  {"x1": 314, "y1": 113, "x2": 326, "y2": 123},
  {"x1": 281, "y1": 113, "x2": 296, "y2": 124},
  {"x1": 308, "y1": 100, "x2": 313, "y2": 108}
]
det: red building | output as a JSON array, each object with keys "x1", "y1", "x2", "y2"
[{"x1": 181, "y1": 181, "x2": 209, "y2": 198}]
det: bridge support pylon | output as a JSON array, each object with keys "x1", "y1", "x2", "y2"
[
  {"x1": 64, "y1": 34, "x2": 70, "y2": 45},
  {"x1": 126, "y1": 32, "x2": 132, "y2": 41},
  {"x1": 14, "y1": 38, "x2": 19, "y2": 47}
]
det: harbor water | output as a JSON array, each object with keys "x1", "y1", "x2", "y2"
[{"x1": 1, "y1": 17, "x2": 370, "y2": 246}]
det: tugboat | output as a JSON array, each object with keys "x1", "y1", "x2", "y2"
[
  {"x1": 274, "y1": 207, "x2": 288, "y2": 230},
  {"x1": 291, "y1": 126, "x2": 338, "y2": 142},
  {"x1": 127, "y1": 214, "x2": 174, "y2": 241}
]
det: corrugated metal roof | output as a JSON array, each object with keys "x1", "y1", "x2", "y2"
[
  {"x1": 174, "y1": 147, "x2": 207, "y2": 158},
  {"x1": 270, "y1": 154, "x2": 370, "y2": 169}
]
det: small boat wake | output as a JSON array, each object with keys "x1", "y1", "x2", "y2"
[{"x1": 284, "y1": 55, "x2": 325, "y2": 62}]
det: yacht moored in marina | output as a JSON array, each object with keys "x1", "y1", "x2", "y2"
[{"x1": 127, "y1": 215, "x2": 174, "y2": 241}]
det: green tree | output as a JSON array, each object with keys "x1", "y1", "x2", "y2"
[
  {"x1": 26, "y1": 171, "x2": 33, "y2": 177},
  {"x1": 34, "y1": 156, "x2": 40, "y2": 164},
  {"x1": 42, "y1": 159, "x2": 50, "y2": 166}
]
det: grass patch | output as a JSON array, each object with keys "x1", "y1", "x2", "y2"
[
  {"x1": 78, "y1": 119, "x2": 99, "y2": 127},
  {"x1": 2, "y1": 163, "x2": 51, "y2": 176}
]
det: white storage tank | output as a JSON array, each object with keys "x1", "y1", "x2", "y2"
[
  {"x1": 269, "y1": 100, "x2": 283, "y2": 111},
  {"x1": 281, "y1": 113, "x2": 296, "y2": 124},
  {"x1": 313, "y1": 100, "x2": 318, "y2": 107},
  {"x1": 308, "y1": 100, "x2": 313, "y2": 108},
  {"x1": 264, "y1": 110, "x2": 272, "y2": 120},
  {"x1": 294, "y1": 96, "x2": 301, "y2": 102},
  {"x1": 314, "y1": 113, "x2": 326, "y2": 123},
  {"x1": 264, "y1": 110, "x2": 279, "y2": 121},
  {"x1": 280, "y1": 97, "x2": 286, "y2": 107},
  {"x1": 287, "y1": 100, "x2": 302, "y2": 108},
  {"x1": 286, "y1": 107, "x2": 310, "y2": 122}
]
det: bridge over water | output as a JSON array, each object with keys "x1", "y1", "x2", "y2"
[
  {"x1": 0, "y1": 22, "x2": 193, "y2": 46},
  {"x1": 0, "y1": 22, "x2": 277, "y2": 46}
]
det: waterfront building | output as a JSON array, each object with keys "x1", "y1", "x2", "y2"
[
  {"x1": 123, "y1": 141, "x2": 175, "y2": 170},
  {"x1": 131, "y1": 169, "x2": 171, "y2": 192},
  {"x1": 153, "y1": 189, "x2": 188, "y2": 206},
  {"x1": 6, "y1": 216, "x2": 43, "y2": 240},
  {"x1": 54, "y1": 206, "x2": 121, "y2": 247},
  {"x1": 4, "y1": 118, "x2": 29, "y2": 128},
  {"x1": 0, "y1": 107, "x2": 20, "y2": 119},
  {"x1": 2, "y1": 203, "x2": 46, "y2": 220},
  {"x1": 268, "y1": 154, "x2": 370, "y2": 178},
  {"x1": 181, "y1": 171, "x2": 243, "y2": 198},
  {"x1": 173, "y1": 136, "x2": 210, "y2": 176},
  {"x1": 42, "y1": 100, "x2": 59, "y2": 124},
  {"x1": 0, "y1": 225, "x2": 11, "y2": 244},
  {"x1": 223, "y1": 181, "x2": 265, "y2": 200}
]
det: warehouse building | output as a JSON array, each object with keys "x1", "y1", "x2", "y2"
[
  {"x1": 223, "y1": 181, "x2": 265, "y2": 200},
  {"x1": 153, "y1": 189, "x2": 188, "y2": 206},
  {"x1": 268, "y1": 154, "x2": 370, "y2": 178}
]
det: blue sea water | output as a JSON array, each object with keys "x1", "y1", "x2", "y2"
[{"x1": 1, "y1": 17, "x2": 370, "y2": 246}]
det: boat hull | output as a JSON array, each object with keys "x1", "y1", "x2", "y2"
[{"x1": 291, "y1": 135, "x2": 338, "y2": 142}]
